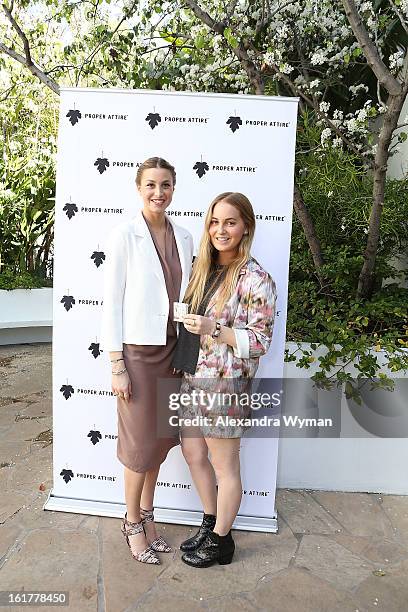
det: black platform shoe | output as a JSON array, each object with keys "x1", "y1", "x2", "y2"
[
  {"x1": 180, "y1": 513, "x2": 216, "y2": 552},
  {"x1": 181, "y1": 530, "x2": 235, "y2": 568}
]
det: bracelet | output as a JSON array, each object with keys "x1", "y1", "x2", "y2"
[
  {"x1": 112, "y1": 368, "x2": 127, "y2": 375},
  {"x1": 110, "y1": 358, "x2": 124, "y2": 363},
  {"x1": 211, "y1": 321, "x2": 222, "y2": 339}
]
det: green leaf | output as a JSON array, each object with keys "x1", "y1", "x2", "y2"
[
  {"x1": 195, "y1": 35, "x2": 206, "y2": 49},
  {"x1": 224, "y1": 27, "x2": 238, "y2": 48}
]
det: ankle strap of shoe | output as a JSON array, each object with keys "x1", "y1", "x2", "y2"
[
  {"x1": 124, "y1": 516, "x2": 144, "y2": 536},
  {"x1": 140, "y1": 507, "x2": 154, "y2": 523}
]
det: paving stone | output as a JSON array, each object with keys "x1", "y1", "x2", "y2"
[
  {"x1": 101, "y1": 516, "x2": 162, "y2": 612},
  {"x1": 0, "y1": 493, "x2": 29, "y2": 525},
  {"x1": 0, "y1": 401, "x2": 32, "y2": 432},
  {"x1": 0, "y1": 522, "x2": 23, "y2": 563},
  {"x1": 248, "y1": 566, "x2": 358, "y2": 612},
  {"x1": 158, "y1": 526, "x2": 297, "y2": 600},
  {"x1": 276, "y1": 489, "x2": 343, "y2": 535},
  {"x1": 331, "y1": 532, "x2": 408, "y2": 566},
  {"x1": 311, "y1": 491, "x2": 395, "y2": 538},
  {"x1": 205, "y1": 593, "x2": 259, "y2": 612},
  {"x1": 0, "y1": 528, "x2": 98, "y2": 611},
  {"x1": 230, "y1": 525, "x2": 298, "y2": 574},
  {"x1": 18, "y1": 398, "x2": 52, "y2": 420},
  {"x1": 0, "y1": 443, "x2": 51, "y2": 496},
  {"x1": 131, "y1": 588, "x2": 206, "y2": 612},
  {"x1": 379, "y1": 494, "x2": 408, "y2": 548},
  {"x1": 3, "y1": 415, "x2": 51, "y2": 444},
  {"x1": 353, "y1": 557, "x2": 408, "y2": 612},
  {"x1": 0, "y1": 348, "x2": 50, "y2": 399},
  {"x1": 0, "y1": 437, "x2": 32, "y2": 465},
  {"x1": 79, "y1": 515, "x2": 100, "y2": 533},
  {"x1": 13, "y1": 500, "x2": 85, "y2": 533},
  {"x1": 295, "y1": 534, "x2": 374, "y2": 591}
]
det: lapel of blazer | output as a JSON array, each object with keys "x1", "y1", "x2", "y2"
[
  {"x1": 167, "y1": 216, "x2": 192, "y2": 301},
  {"x1": 130, "y1": 210, "x2": 165, "y2": 284}
]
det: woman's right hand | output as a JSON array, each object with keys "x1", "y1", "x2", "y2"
[{"x1": 112, "y1": 371, "x2": 132, "y2": 402}]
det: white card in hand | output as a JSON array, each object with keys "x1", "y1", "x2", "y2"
[{"x1": 174, "y1": 302, "x2": 189, "y2": 322}]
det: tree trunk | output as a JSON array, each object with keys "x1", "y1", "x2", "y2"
[
  {"x1": 357, "y1": 92, "x2": 407, "y2": 298},
  {"x1": 293, "y1": 183, "x2": 324, "y2": 281}
]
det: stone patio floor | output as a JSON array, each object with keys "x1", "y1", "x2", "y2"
[{"x1": 1, "y1": 343, "x2": 408, "y2": 612}]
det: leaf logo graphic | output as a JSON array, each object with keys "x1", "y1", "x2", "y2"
[
  {"x1": 91, "y1": 251, "x2": 106, "y2": 268},
  {"x1": 227, "y1": 116, "x2": 242, "y2": 133},
  {"x1": 193, "y1": 161, "x2": 209, "y2": 178},
  {"x1": 60, "y1": 468, "x2": 74, "y2": 483},
  {"x1": 88, "y1": 342, "x2": 102, "y2": 359},
  {"x1": 145, "y1": 112, "x2": 161, "y2": 129},
  {"x1": 61, "y1": 295, "x2": 75, "y2": 312},
  {"x1": 60, "y1": 384, "x2": 74, "y2": 400},
  {"x1": 63, "y1": 202, "x2": 78, "y2": 219},
  {"x1": 94, "y1": 158, "x2": 110, "y2": 174},
  {"x1": 66, "y1": 109, "x2": 81, "y2": 126},
  {"x1": 88, "y1": 430, "x2": 102, "y2": 445}
]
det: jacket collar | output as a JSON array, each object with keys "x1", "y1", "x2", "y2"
[{"x1": 130, "y1": 209, "x2": 190, "y2": 241}]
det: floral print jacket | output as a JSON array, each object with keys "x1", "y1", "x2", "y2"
[{"x1": 184, "y1": 257, "x2": 277, "y2": 384}]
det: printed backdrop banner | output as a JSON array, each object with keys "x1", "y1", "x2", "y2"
[{"x1": 46, "y1": 87, "x2": 298, "y2": 531}]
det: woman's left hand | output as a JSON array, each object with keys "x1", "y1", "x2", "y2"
[{"x1": 183, "y1": 314, "x2": 215, "y2": 336}]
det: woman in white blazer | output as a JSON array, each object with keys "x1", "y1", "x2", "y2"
[{"x1": 100, "y1": 157, "x2": 193, "y2": 565}]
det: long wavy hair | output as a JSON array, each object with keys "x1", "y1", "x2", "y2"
[{"x1": 184, "y1": 192, "x2": 255, "y2": 315}]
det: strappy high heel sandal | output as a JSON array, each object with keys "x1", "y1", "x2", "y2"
[
  {"x1": 140, "y1": 507, "x2": 172, "y2": 553},
  {"x1": 121, "y1": 513, "x2": 160, "y2": 565}
]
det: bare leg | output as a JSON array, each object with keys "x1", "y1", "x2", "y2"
[
  {"x1": 140, "y1": 464, "x2": 161, "y2": 543},
  {"x1": 123, "y1": 467, "x2": 150, "y2": 554},
  {"x1": 205, "y1": 437, "x2": 242, "y2": 536},
  {"x1": 181, "y1": 428, "x2": 217, "y2": 515}
]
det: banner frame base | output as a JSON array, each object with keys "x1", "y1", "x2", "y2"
[{"x1": 44, "y1": 490, "x2": 278, "y2": 533}]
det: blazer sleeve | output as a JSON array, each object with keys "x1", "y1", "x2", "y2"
[
  {"x1": 100, "y1": 227, "x2": 127, "y2": 352},
  {"x1": 233, "y1": 272, "x2": 277, "y2": 359}
]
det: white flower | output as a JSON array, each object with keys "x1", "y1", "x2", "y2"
[
  {"x1": 327, "y1": 191, "x2": 334, "y2": 197},
  {"x1": 389, "y1": 50, "x2": 404, "y2": 71},
  {"x1": 309, "y1": 79, "x2": 320, "y2": 89},
  {"x1": 356, "y1": 108, "x2": 368, "y2": 121},
  {"x1": 279, "y1": 63, "x2": 294, "y2": 74},
  {"x1": 349, "y1": 84, "x2": 368, "y2": 96},
  {"x1": 311, "y1": 50, "x2": 327, "y2": 65},
  {"x1": 319, "y1": 101, "x2": 331, "y2": 114},
  {"x1": 345, "y1": 118, "x2": 360, "y2": 133},
  {"x1": 360, "y1": 2, "x2": 373, "y2": 12},
  {"x1": 321, "y1": 127, "x2": 332, "y2": 144},
  {"x1": 332, "y1": 137, "x2": 343, "y2": 148}
]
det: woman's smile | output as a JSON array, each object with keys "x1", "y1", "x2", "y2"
[
  {"x1": 137, "y1": 168, "x2": 175, "y2": 216},
  {"x1": 208, "y1": 200, "x2": 247, "y2": 263}
]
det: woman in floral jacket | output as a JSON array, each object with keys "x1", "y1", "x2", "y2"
[{"x1": 172, "y1": 191, "x2": 277, "y2": 568}]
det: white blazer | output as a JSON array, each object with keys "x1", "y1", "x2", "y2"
[{"x1": 100, "y1": 210, "x2": 194, "y2": 352}]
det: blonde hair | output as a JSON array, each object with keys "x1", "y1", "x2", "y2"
[
  {"x1": 184, "y1": 192, "x2": 255, "y2": 314},
  {"x1": 136, "y1": 157, "x2": 176, "y2": 186}
]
